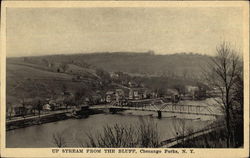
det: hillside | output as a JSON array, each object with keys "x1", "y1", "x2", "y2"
[
  {"x1": 9, "y1": 52, "x2": 210, "y2": 77},
  {"x1": 6, "y1": 52, "x2": 211, "y2": 105},
  {"x1": 6, "y1": 60, "x2": 103, "y2": 106}
]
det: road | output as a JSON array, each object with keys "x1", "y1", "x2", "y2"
[{"x1": 6, "y1": 109, "x2": 73, "y2": 124}]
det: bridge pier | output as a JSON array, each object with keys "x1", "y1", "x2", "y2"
[{"x1": 157, "y1": 111, "x2": 162, "y2": 119}]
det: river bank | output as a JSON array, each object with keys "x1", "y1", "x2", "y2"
[{"x1": 6, "y1": 108, "x2": 103, "y2": 131}]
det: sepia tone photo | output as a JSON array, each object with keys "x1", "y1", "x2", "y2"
[{"x1": 1, "y1": 1, "x2": 249, "y2": 157}]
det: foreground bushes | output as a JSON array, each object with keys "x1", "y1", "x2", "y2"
[
  {"x1": 52, "y1": 117, "x2": 160, "y2": 148},
  {"x1": 83, "y1": 118, "x2": 159, "y2": 148}
]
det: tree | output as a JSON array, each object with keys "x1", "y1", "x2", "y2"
[
  {"x1": 83, "y1": 118, "x2": 160, "y2": 147},
  {"x1": 232, "y1": 70, "x2": 243, "y2": 115},
  {"x1": 96, "y1": 68, "x2": 111, "y2": 86},
  {"x1": 137, "y1": 117, "x2": 159, "y2": 147},
  {"x1": 20, "y1": 97, "x2": 27, "y2": 118},
  {"x1": 231, "y1": 66, "x2": 243, "y2": 147},
  {"x1": 204, "y1": 42, "x2": 242, "y2": 147},
  {"x1": 6, "y1": 104, "x2": 14, "y2": 120},
  {"x1": 74, "y1": 90, "x2": 86, "y2": 105},
  {"x1": 63, "y1": 96, "x2": 75, "y2": 111},
  {"x1": 172, "y1": 119, "x2": 189, "y2": 147},
  {"x1": 173, "y1": 84, "x2": 186, "y2": 96},
  {"x1": 36, "y1": 99, "x2": 43, "y2": 118},
  {"x1": 61, "y1": 63, "x2": 69, "y2": 72},
  {"x1": 52, "y1": 132, "x2": 67, "y2": 147}
]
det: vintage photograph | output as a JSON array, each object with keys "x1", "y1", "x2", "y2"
[{"x1": 4, "y1": 3, "x2": 246, "y2": 150}]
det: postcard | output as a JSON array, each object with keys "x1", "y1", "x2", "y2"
[{"x1": 0, "y1": 1, "x2": 249, "y2": 157}]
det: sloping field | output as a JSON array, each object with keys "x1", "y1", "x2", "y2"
[
  {"x1": 6, "y1": 61, "x2": 99, "y2": 105},
  {"x1": 66, "y1": 64, "x2": 99, "y2": 79},
  {"x1": 7, "y1": 63, "x2": 73, "y2": 80}
]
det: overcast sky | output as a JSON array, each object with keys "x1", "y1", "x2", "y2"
[{"x1": 7, "y1": 7, "x2": 243, "y2": 57}]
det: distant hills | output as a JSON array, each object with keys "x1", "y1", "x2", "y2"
[
  {"x1": 6, "y1": 52, "x2": 211, "y2": 105},
  {"x1": 8, "y1": 52, "x2": 211, "y2": 77}
]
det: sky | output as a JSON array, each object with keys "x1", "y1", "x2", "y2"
[{"x1": 7, "y1": 7, "x2": 244, "y2": 57}]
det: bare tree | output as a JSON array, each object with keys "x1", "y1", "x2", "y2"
[
  {"x1": 20, "y1": 97, "x2": 27, "y2": 118},
  {"x1": 83, "y1": 118, "x2": 160, "y2": 147},
  {"x1": 172, "y1": 119, "x2": 189, "y2": 147},
  {"x1": 83, "y1": 123, "x2": 137, "y2": 148},
  {"x1": 52, "y1": 132, "x2": 67, "y2": 147},
  {"x1": 204, "y1": 42, "x2": 242, "y2": 147},
  {"x1": 137, "y1": 117, "x2": 159, "y2": 147},
  {"x1": 35, "y1": 99, "x2": 43, "y2": 118},
  {"x1": 6, "y1": 103, "x2": 14, "y2": 120},
  {"x1": 61, "y1": 63, "x2": 69, "y2": 72},
  {"x1": 173, "y1": 84, "x2": 186, "y2": 97}
]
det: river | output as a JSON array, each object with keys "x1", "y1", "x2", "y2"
[{"x1": 6, "y1": 109, "x2": 216, "y2": 148}]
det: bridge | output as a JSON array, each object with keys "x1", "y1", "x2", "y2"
[{"x1": 90, "y1": 100, "x2": 223, "y2": 118}]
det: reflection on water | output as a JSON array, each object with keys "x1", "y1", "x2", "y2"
[{"x1": 6, "y1": 111, "x2": 214, "y2": 148}]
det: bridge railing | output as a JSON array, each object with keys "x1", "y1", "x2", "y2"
[{"x1": 97, "y1": 99, "x2": 223, "y2": 116}]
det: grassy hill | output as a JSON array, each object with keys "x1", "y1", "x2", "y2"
[
  {"x1": 6, "y1": 52, "x2": 211, "y2": 105},
  {"x1": 6, "y1": 59, "x2": 102, "y2": 106},
  {"x1": 10, "y1": 52, "x2": 210, "y2": 76}
]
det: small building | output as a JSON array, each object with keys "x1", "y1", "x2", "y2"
[
  {"x1": 25, "y1": 105, "x2": 35, "y2": 115},
  {"x1": 162, "y1": 96, "x2": 172, "y2": 102},
  {"x1": 48, "y1": 99, "x2": 61, "y2": 110},
  {"x1": 128, "y1": 81, "x2": 138, "y2": 88},
  {"x1": 115, "y1": 89, "x2": 127, "y2": 105},
  {"x1": 43, "y1": 104, "x2": 51, "y2": 111},
  {"x1": 150, "y1": 92, "x2": 158, "y2": 98},
  {"x1": 186, "y1": 85, "x2": 199, "y2": 94},
  {"x1": 184, "y1": 85, "x2": 199, "y2": 100},
  {"x1": 207, "y1": 87, "x2": 222, "y2": 97},
  {"x1": 166, "y1": 89, "x2": 180, "y2": 103},
  {"x1": 53, "y1": 96, "x2": 65, "y2": 108},
  {"x1": 12, "y1": 106, "x2": 27, "y2": 117},
  {"x1": 129, "y1": 88, "x2": 149, "y2": 100},
  {"x1": 90, "y1": 94, "x2": 105, "y2": 105},
  {"x1": 106, "y1": 91, "x2": 116, "y2": 103},
  {"x1": 110, "y1": 72, "x2": 120, "y2": 79}
]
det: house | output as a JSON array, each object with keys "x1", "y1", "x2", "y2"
[
  {"x1": 129, "y1": 88, "x2": 149, "y2": 100},
  {"x1": 43, "y1": 104, "x2": 52, "y2": 111},
  {"x1": 115, "y1": 89, "x2": 126, "y2": 105},
  {"x1": 25, "y1": 105, "x2": 35, "y2": 115},
  {"x1": 110, "y1": 72, "x2": 120, "y2": 78},
  {"x1": 150, "y1": 92, "x2": 158, "y2": 98},
  {"x1": 106, "y1": 91, "x2": 116, "y2": 103},
  {"x1": 185, "y1": 85, "x2": 203, "y2": 100},
  {"x1": 12, "y1": 106, "x2": 27, "y2": 117},
  {"x1": 207, "y1": 87, "x2": 222, "y2": 97},
  {"x1": 166, "y1": 88, "x2": 179, "y2": 96},
  {"x1": 185, "y1": 85, "x2": 199, "y2": 94},
  {"x1": 53, "y1": 96, "x2": 65, "y2": 107},
  {"x1": 162, "y1": 96, "x2": 172, "y2": 102},
  {"x1": 166, "y1": 89, "x2": 180, "y2": 103},
  {"x1": 90, "y1": 94, "x2": 105, "y2": 105},
  {"x1": 128, "y1": 81, "x2": 138, "y2": 88},
  {"x1": 49, "y1": 99, "x2": 61, "y2": 110},
  {"x1": 115, "y1": 89, "x2": 125, "y2": 97}
]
